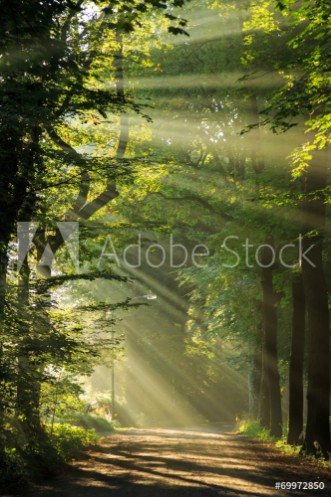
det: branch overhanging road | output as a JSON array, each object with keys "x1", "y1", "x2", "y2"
[{"x1": 21, "y1": 429, "x2": 331, "y2": 497}]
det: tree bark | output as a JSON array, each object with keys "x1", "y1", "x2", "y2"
[
  {"x1": 259, "y1": 337, "x2": 271, "y2": 429},
  {"x1": 259, "y1": 244, "x2": 282, "y2": 438},
  {"x1": 251, "y1": 317, "x2": 263, "y2": 419},
  {"x1": 287, "y1": 273, "x2": 305, "y2": 445},
  {"x1": 301, "y1": 153, "x2": 330, "y2": 458},
  {"x1": 16, "y1": 182, "x2": 44, "y2": 437}
]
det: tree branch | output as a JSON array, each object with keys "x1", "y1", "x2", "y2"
[
  {"x1": 76, "y1": 31, "x2": 128, "y2": 219},
  {"x1": 39, "y1": 28, "x2": 129, "y2": 263},
  {"x1": 46, "y1": 127, "x2": 91, "y2": 214}
]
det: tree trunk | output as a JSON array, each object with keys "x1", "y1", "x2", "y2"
[
  {"x1": 259, "y1": 337, "x2": 271, "y2": 429},
  {"x1": 259, "y1": 244, "x2": 283, "y2": 438},
  {"x1": 287, "y1": 273, "x2": 305, "y2": 445},
  {"x1": 16, "y1": 135, "x2": 43, "y2": 437},
  {"x1": 303, "y1": 237, "x2": 330, "y2": 457},
  {"x1": 16, "y1": 255, "x2": 43, "y2": 436},
  {"x1": 251, "y1": 317, "x2": 263, "y2": 418},
  {"x1": 301, "y1": 153, "x2": 330, "y2": 458}
]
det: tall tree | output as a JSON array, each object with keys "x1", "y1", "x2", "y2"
[{"x1": 287, "y1": 273, "x2": 305, "y2": 445}]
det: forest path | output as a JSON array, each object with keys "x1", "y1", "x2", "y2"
[{"x1": 24, "y1": 429, "x2": 330, "y2": 497}]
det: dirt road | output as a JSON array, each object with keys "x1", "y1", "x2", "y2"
[{"x1": 23, "y1": 429, "x2": 331, "y2": 497}]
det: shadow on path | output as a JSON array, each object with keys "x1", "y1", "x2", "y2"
[{"x1": 17, "y1": 429, "x2": 330, "y2": 497}]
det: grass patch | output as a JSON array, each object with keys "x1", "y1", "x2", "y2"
[
  {"x1": 236, "y1": 418, "x2": 276, "y2": 442},
  {"x1": 236, "y1": 418, "x2": 331, "y2": 471},
  {"x1": 59, "y1": 413, "x2": 115, "y2": 433},
  {"x1": 275, "y1": 439, "x2": 301, "y2": 456}
]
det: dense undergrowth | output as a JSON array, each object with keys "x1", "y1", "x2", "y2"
[{"x1": 0, "y1": 414, "x2": 115, "y2": 491}]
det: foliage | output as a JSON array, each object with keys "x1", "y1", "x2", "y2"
[
  {"x1": 0, "y1": 447, "x2": 27, "y2": 486},
  {"x1": 0, "y1": 422, "x2": 98, "y2": 486},
  {"x1": 0, "y1": 0, "x2": 192, "y2": 484},
  {"x1": 46, "y1": 423, "x2": 99, "y2": 461},
  {"x1": 0, "y1": 0, "x2": 330, "y2": 481},
  {"x1": 236, "y1": 418, "x2": 276, "y2": 442},
  {"x1": 59, "y1": 413, "x2": 115, "y2": 433}
]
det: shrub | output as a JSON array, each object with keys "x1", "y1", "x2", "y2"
[
  {"x1": 47, "y1": 423, "x2": 99, "y2": 461},
  {"x1": 0, "y1": 447, "x2": 26, "y2": 484},
  {"x1": 236, "y1": 418, "x2": 276, "y2": 442},
  {"x1": 0, "y1": 423, "x2": 99, "y2": 487}
]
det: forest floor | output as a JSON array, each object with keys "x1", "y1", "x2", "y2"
[{"x1": 11, "y1": 429, "x2": 331, "y2": 497}]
